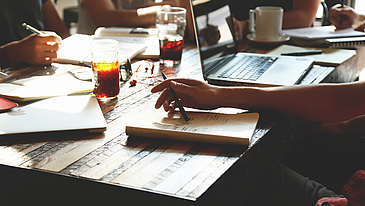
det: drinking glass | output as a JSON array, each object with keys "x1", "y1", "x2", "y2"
[
  {"x1": 156, "y1": 7, "x2": 187, "y2": 65},
  {"x1": 91, "y1": 39, "x2": 120, "y2": 99}
]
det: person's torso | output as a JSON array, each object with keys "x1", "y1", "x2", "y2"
[
  {"x1": 77, "y1": 0, "x2": 154, "y2": 35},
  {"x1": 231, "y1": 0, "x2": 294, "y2": 21},
  {"x1": 0, "y1": 0, "x2": 46, "y2": 46}
]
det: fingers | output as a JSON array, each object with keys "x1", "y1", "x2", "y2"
[
  {"x1": 154, "y1": 79, "x2": 199, "y2": 109},
  {"x1": 233, "y1": 18, "x2": 242, "y2": 41},
  {"x1": 155, "y1": 88, "x2": 173, "y2": 109},
  {"x1": 355, "y1": 22, "x2": 365, "y2": 32},
  {"x1": 40, "y1": 31, "x2": 62, "y2": 43},
  {"x1": 151, "y1": 78, "x2": 202, "y2": 93}
]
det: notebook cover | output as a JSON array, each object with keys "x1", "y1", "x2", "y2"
[{"x1": 0, "y1": 97, "x2": 17, "y2": 112}]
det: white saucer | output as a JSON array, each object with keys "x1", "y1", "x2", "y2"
[{"x1": 247, "y1": 33, "x2": 290, "y2": 43}]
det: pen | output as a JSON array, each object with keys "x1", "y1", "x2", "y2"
[
  {"x1": 22, "y1": 23, "x2": 41, "y2": 34},
  {"x1": 339, "y1": 0, "x2": 344, "y2": 25},
  {"x1": 0, "y1": 67, "x2": 7, "y2": 76},
  {"x1": 281, "y1": 50, "x2": 322, "y2": 56},
  {"x1": 161, "y1": 72, "x2": 190, "y2": 122}
]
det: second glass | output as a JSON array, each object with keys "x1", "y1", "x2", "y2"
[{"x1": 156, "y1": 7, "x2": 187, "y2": 65}]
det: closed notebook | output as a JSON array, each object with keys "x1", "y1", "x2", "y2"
[
  {"x1": 0, "y1": 97, "x2": 17, "y2": 112},
  {"x1": 126, "y1": 108, "x2": 259, "y2": 146},
  {"x1": 0, "y1": 95, "x2": 106, "y2": 135},
  {"x1": 283, "y1": 26, "x2": 365, "y2": 48}
]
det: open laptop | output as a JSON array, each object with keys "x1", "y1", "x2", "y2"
[
  {"x1": 0, "y1": 95, "x2": 107, "y2": 135},
  {"x1": 191, "y1": 0, "x2": 314, "y2": 86}
]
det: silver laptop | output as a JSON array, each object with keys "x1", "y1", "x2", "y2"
[
  {"x1": 0, "y1": 95, "x2": 107, "y2": 135},
  {"x1": 191, "y1": 0, "x2": 314, "y2": 86}
]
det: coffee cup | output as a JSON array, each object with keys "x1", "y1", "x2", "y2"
[{"x1": 249, "y1": 6, "x2": 283, "y2": 41}]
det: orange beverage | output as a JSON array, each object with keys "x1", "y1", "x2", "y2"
[
  {"x1": 159, "y1": 36, "x2": 184, "y2": 64},
  {"x1": 92, "y1": 61, "x2": 120, "y2": 99}
]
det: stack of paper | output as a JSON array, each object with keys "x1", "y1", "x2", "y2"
[
  {"x1": 94, "y1": 27, "x2": 160, "y2": 59},
  {"x1": 283, "y1": 26, "x2": 365, "y2": 48},
  {"x1": 54, "y1": 34, "x2": 148, "y2": 64},
  {"x1": 126, "y1": 108, "x2": 259, "y2": 146},
  {"x1": 0, "y1": 74, "x2": 93, "y2": 102}
]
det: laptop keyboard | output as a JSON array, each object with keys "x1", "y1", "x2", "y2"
[{"x1": 217, "y1": 55, "x2": 278, "y2": 81}]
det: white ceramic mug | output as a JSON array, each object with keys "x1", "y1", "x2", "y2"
[{"x1": 249, "y1": 6, "x2": 283, "y2": 41}]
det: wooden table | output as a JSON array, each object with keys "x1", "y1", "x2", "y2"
[{"x1": 0, "y1": 42, "x2": 364, "y2": 205}]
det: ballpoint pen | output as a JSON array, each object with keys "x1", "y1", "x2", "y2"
[
  {"x1": 161, "y1": 72, "x2": 190, "y2": 122},
  {"x1": 281, "y1": 50, "x2": 323, "y2": 56},
  {"x1": 0, "y1": 66, "x2": 7, "y2": 76},
  {"x1": 339, "y1": 0, "x2": 344, "y2": 25},
  {"x1": 22, "y1": 22, "x2": 42, "y2": 34}
]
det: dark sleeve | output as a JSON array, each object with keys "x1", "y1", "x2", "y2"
[{"x1": 229, "y1": 0, "x2": 294, "y2": 21}]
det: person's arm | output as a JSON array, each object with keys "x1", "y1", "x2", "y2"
[
  {"x1": 233, "y1": 0, "x2": 320, "y2": 41},
  {"x1": 0, "y1": 33, "x2": 61, "y2": 68},
  {"x1": 81, "y1": 0, "x2": 162, "y2": 28},
  {"x1": 233, "y1": 18, "x2": 249, "y2": 42},
  {"x1": 151, "y1": 78, "x2": 365, "y2": 123},
  {"x1": 42, "y1": 0, "x2": 70, "y2": 39},
  {"x1": 317, "y1": 114, "x2": 365, "y2": 134},
  {"x1": 282, "y1": 0, "x2": 321, "y2": 29},
  {"x1": 329, "y1": 4, "x2": 365, "y2": 31}
]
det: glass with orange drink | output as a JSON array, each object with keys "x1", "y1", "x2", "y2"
[{"x1": 91, "y1": 39, "x2": 120, "y2": 99}]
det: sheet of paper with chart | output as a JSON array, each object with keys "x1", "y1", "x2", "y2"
[{"x1": 126, "y1": 108, "x2": 259, "y2": 145}]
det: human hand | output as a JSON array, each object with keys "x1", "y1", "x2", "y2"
[
  {"x1": 354, "y1": 21, "x2": 365, "y2": 32},
  {"x1": 329, "y1": 5, "x2": 359, "y2": 30},
  {"x1": 233, "y1": 18, "x2": 248, "y2": 41},
  {"x1": 17, "y1": 31, "x2": 62, "y2": 65},
  {"x1": 151, "y1": 78, "x2": 223, "y2": 113}
]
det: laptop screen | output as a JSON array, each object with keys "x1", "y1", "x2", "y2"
[{"x1": 191, "y1": 0, "x2": 238, "y2": 78}]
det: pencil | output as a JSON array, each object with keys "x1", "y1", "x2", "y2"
[
  {"x1": 161, "y1": 72, "x2": 190, "y2": 122},
  {"x1": 0, "y1": 67, "x2": 7, "y2": 76},
  {"x1": 22, "y1": 23, "x2": 41, "y2": 34},
  {"x1": 339, "y1": 0, "x2": 344, "y2": 25}
]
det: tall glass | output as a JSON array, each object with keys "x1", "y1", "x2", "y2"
[
  {"x1": 91, "y1": 39, "x2": 120, "y2": 99},
  {"x1": 156, "y1": 7, "x2": 186, "y2": 65}
]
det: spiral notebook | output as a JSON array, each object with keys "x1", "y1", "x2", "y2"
[{"x1": 283, "y1": 26, "x2": 365, "y2": 48}]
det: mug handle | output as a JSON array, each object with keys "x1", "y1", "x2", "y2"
[{"x1": 249, "y1": 9, "x2": 256, "y2": 33}]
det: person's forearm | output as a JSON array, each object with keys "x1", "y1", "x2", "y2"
[
  {"x1": 354, "y1": 14, "x2": 365, "y2": 28},
  {"x1": 42, "y1": 0, "x2": 70, "y2": 39},
  {"x1": 219, "y1": 82, "x2": 365, "y2": 122},
  {"x1": 0, "y1": 42, "x2": 22, "y2": 68},
  {"x1": 283, "y1": 0, "x2": 320, "y2": 29},
  {"x1": 282, "y1": 11, "x2": 316, "y2": 29}
]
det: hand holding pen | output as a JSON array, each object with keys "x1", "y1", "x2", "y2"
[
  {"x1": 20, "y1": 23, "x2": 62, "y2": 65},
  {"x1": 161, "y1": 72, "x2": 190, "y2": 122},
  {"x1": 329, "y1": 4, "x2": 358, "y2": 30}
]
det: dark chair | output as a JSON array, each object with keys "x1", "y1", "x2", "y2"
[
  {"x1": 63, "y1": 6, "x2": 79, "y2": 30},
  {"x1": 321, "y1": 0, "x2": 343, "y2": 26},
  {"x1": 321, "y1": 0, "x2": 331, "y2": 26}
]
